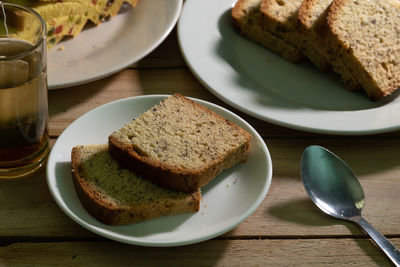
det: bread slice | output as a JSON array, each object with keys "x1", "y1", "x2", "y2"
[
  {"x1": 13, "y1": 0, "x2": 138, "y2": 48},
  {"x1": 108, "y1": 94, "x2": 251, "y2": 193},
  {"x1": 259, "y1": 0, "x2": 328, "y2": 70},
  {"x1": 298, "y1": 0, "x2": 360, "y2": 90},
  {"x1": 326, "y1": 0, "x2": 400, "y2": 99},
  {"x1": 232, "y1": 0, "x2": 304, "y2": 63},
  {"x1": 71, "y1": 144, "x2": 201, "y2": 225}
]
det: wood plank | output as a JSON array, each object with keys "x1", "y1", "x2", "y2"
[
  {"x1": 130, "y1": 28, "x2": 186, "y2": 69},
  {"x1": 1, "y1": 139, "x2": 399, "y2": 238},
  {"x1": 0, "y1": 239, "x2": 397, "y2": 266},
  {"x1": 230, "y1": 138, "x2": 400, "y2": 237},
  {"x1": 0, "y1": 170, "x2": 95, "y2": 238}
]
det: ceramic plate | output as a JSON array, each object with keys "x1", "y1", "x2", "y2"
[
  {"x1": 178, "y1": 0, "x2": 400, "y2": 135},
  {"x1": 48, "y1": 0, "x2": 182, "y2": 89},
  {"x1": 46, "y1": 95, "x2": 272, "y2": 247}
]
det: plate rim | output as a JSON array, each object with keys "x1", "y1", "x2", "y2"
[
  {"x1": 177, "y1": 0, "x2": 400, "y2": 135},
  {"x1": 46, "y1": 94, "x2": 272, "y2": 247},
  {"x1": 48, "y1": 0, "x2": 183, "y2": 89}
]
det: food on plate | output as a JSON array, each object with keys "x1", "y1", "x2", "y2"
[
  {"x1": 324, "y1": 0, "x2": 400, "y2": 100},
  {"x1": 71, "y1": 94, "x2": 252, "y2": 225},
  {"x1": 4, "y1": 0, "x2": 138, "y2": 49},
  {"x1": 298, "y1": 0, "x2": 360, "y2": 90},
  {"x1": 232, "y1": 0, "x2": 304, "y2": 63},
  {"x1": 71, "y1": 144, "x2": 201, "y2": 225},
  {"x1": 108, "y1": 94, "x2": 252, "y2": 193},
  {"x1": 232, "y1": 0, "x2": 400, "y2": 100},
  {"x1": 260, "y1": 0, "x2": 329, "y2": 71}
]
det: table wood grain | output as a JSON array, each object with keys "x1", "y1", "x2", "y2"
[{"x1": 1, "y1": 28, "x2": 399, "y2": 266}]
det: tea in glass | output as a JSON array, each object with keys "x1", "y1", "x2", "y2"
[{"x1": 0, "y1": 3, "x2": 48, "y2": 179}]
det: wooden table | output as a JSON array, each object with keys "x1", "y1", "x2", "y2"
[{"x1": 1, "y1": 28, "x2": 399, "y2": 266}]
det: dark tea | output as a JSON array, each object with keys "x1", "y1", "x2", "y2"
[{"x1": 0, "y1": 38, "x2": 49, "y2": 178}]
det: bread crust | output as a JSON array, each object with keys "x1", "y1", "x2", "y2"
[
  {"x1": 298, "y1": 0, "x2": 315, "y2": 30},
  {"x1": 109, "y1": 135, "x2": 249, "y2": 193},
  {"x1": 71, "y1": 145, "x2": 201, "y2": 225},
  {"x1": 326, "y1": 0, "x2": 400, "y2": 99},
  {"x1": 297, "y1": 0, "x2": 360, "y2": 90},
  {"x1": 232, "y1": 0, "x2": 304, "y2": 63},
  {"x1": 108, "y1": 94, "x2": 251, "y2": 193},
  {"x1": 260, "y1": 0, "x2": 330, "y2": 70}
]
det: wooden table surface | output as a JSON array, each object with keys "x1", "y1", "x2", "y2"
[{"x1": 1, "y1": 28, "x2": 400, "y2": 266}]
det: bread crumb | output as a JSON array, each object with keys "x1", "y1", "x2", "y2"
[
  {"x1": 226, "y1": 183, "x2": 230, "y2": 188},
  {"x1": 57, "y1": 46, "x2": 65, "y2": 51},
  {"x1": 201, "y1": 211, "x2": 205, "y2": 215},
  {"x1": 204, "y1": 204, "x2": 208, "y2": 208}
]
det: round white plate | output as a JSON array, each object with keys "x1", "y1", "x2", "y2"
[
  {"x1": 46, "y1": 95, "x2": 272, "y2": 247},
  {"x1": 178, "y1": 0, "x2": 400, "y2": 135},
  {"x1": 47, "y1": 0, "x2": 182, "y2": 89}
]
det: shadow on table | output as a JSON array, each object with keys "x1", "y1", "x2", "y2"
[
  {"x1": 269, "y1": 139, "x2": 400, "y2": 179},
  {"x1": 268, "y1": 198, "x2": 391, "y2": 265},
  {"x1": 268, "y1": 198, "x2": 348, "y2": 227},
  {"x1": 64, "y1": 237, "x2": 230, "y2": 265},
  {"x1": 48, "y1": 73, "x2": 118, "y2": 118}
]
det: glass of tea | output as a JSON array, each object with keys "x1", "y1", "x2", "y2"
[{"x1": 0, "y1": 3, "x2": 48, "y2": 179}]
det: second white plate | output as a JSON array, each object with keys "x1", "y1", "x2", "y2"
[
  {"x1": 178, "y1": 0, "x2": 400, "y2": 135},
  {"x1": 46, "y1": 95, "x2": 272, "y2": 247},
  {"x1": 48, "y1": 0, "x2": 182, "y2": 89}
]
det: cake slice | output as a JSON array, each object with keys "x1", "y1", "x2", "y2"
[
  {"x1": 71, "y1": 144, "x2": 201, "y2": 225},
  {"x1": 232, "y1": 0, "x2": 304, "y2": 63},
  {"x1": 108, "y1": 94, "x2": 252, "y2": 193},
  {"x1": 259, "y1": 0, "x2": 328, "y2": 70},
  {"x1": 36, "y1": 0, "x2": 139, "y2": 25},
  {"x1": 298, "y1": 0, "x2": 360, "y2": 90},
  {"x1": 325, "y1": 0, "x2": 400, "y2": 99},
  {"x1": 5, "y1": 0, "x2": 138, "y2": 48},
  {"x1": 6, "y1": 0, "x2": 94, "y2": 48}
]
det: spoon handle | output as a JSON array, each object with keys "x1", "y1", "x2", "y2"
[{"x1": 355, "y1": 216, "x2": 400, "y2": 266}]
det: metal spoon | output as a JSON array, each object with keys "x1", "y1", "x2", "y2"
[{"x1": 301, "y1": 145, "x2": 400, "y2": 266}]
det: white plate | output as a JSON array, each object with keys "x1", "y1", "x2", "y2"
[
  {"x1": 46, "y1": 95, "x2": 272, "y2": 247},
  {"x1": 178, "y1": 0, "x2": 400, "y2": 135},
  {"x1": 47, "y1": 0, "x2": 182, "y2": 89}
]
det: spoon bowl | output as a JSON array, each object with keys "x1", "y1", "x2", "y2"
[
  {"x1": 301, "y1": 145, "x2": 364, "y2": 220},
  {"x1": 301, "y1": 145, "x2": 400, "y2": 266}
]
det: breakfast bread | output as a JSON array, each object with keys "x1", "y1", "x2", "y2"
[
  {"x1": 5, "y1": 0, "x2": 138, "y2": 48},
  {"x1": 5, "y1": 0, "x2": 91, "y2": 48},
  {"x1": 259, "y1": 0, "x2": 328, "y2": 70},
  {"x1": 34, "y1": 0, "x2": 138, "y2": 24},
  {"x1": 108, "y1": 94, "x2": 252, "y2": 193},
  {"x1": 232, "y1": 0, "x2": 304, "y2": 63},
  {"x1": 99, "y1": 0, "x2": 138, "y2": 23},
  {"x1": 298, "y1": 0, "x2": 360, "y2": 90},
  {"x1": 325, "y1": 0, "x2": 400, "y2": 99},
  {"x1": 71, "y1": 144, "x2": 201, "y2": 225},
  {"x1": 46, "y1": 15, "x2": 89, "y2": 48}
]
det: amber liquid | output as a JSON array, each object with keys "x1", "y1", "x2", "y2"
[{"x1": 0, "y1": 39, "x2": 49, "y2": 178}]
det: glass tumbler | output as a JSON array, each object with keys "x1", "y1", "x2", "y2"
[{"x1": 0, "y1": 3, "x2": 49, "y2": 179}]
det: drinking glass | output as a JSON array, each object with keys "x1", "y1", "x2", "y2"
[{"x1": 0, "y1": 3, "x2": 48, "y2": 179}]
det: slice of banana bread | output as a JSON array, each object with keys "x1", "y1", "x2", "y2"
[
  {"x1": 232, "y1": 0, "x2": 304, "y2": 63},
  {"x1": 259, "y1": 0, "x2": 328, "y2": 70},
  {"x1": 326, "y1": 0, "x2": 400, "y2": 99},
  {"x1": 71, "y1": 144, "x2": 201, "y2": 225},
  {"x1": 108, "y1": 94, "x2": 251, "y2": 193},
  {"x1": 298, "y1": 0, "x2": 360, "y2": 90}
]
